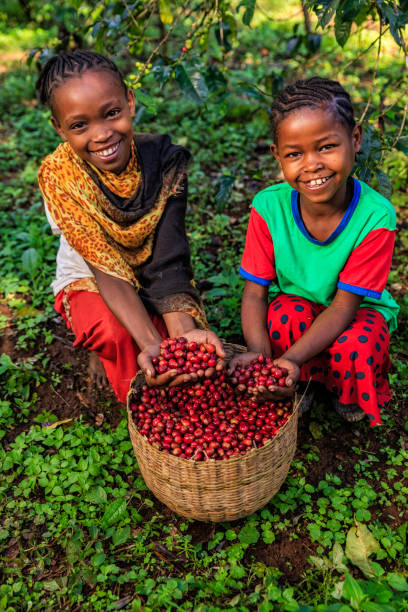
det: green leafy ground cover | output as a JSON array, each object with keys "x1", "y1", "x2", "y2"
[{"x1": 0, "y1": 12, "x2": 407, "y2": 612}]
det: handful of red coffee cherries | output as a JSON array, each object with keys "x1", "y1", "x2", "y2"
[{"x1": 130, "y1": 337, "x2": 293, "y2": 461}]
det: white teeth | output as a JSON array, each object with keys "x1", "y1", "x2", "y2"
[
  {"x1": 93, "y1": 142, "x2": 119, "y2": 157},
  {"x1": 309, "y1": 176, "x2": 329, "y2": 186}
]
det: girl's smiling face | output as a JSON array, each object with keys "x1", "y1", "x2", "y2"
[
  {"x1": 51, "y1": 70, "x2": 135, "y2": 174},
  {"x1": 271, "y1": 106, "x2": 362, "y2": 211}
]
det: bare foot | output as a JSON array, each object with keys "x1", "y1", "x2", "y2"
[{"x1": 88, "y1": 352, "x2": 108, "y2": 391}]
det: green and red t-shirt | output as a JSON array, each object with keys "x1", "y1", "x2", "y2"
[{"x1": 240, "y1": 179, "x2": 399, "y2": 332}]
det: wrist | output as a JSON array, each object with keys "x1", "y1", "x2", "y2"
[
  {"x1": 246, "y1": 340, "x2": 272, "y2": 356},
  {"x1": 137, "y1": 331, "x2": 163, "y2": 352},
  {"x1": 163, "y1": 312, "x2": 196, "y2": 338},
  {"x1": 281, "y1": 351, "x2": 302, "y2": 367}
]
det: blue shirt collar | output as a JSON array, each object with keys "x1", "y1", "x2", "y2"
[{"x1": 291, "y1": 177, "x2": 361, "y2": 246}]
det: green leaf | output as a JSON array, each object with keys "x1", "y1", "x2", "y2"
[
  {"x1": 355, "y1": 508, "x2": 371, "y2": 522},
  {"x1": 15, "y1": 305, "x2": 42, "y2": 317},
  {"x1": 215, "y1": 175, "x2": 235, "y2": 212},
  {"x1": 42, "y1": 580, "x2": 60, "y2": 592},
  {"x1": 375, "y1": 170, "x2": 392, "y2": 200},
  {"x1": 238, "y1": 524, "x2": 260, "y2": 546},
  {"x1": 395, "y1": 135, "x2": 408, "y2": 155},
  {"x1": 262, "y1": 529, "x2": 275, "y2": 544},
  {"x1": 387, "y1": 573, "x2": 408, "y2": 592},
  {"x1": 342, "y1": 572, "x2": 365, "y2": 607},
  {"x1": 134, "y1": 90, "x2": 158, "y2": 115},
  {"x1": 334, "y1": 13, "x2": 352, "y2": 46},
  {"x1": 259, "y1": 602, "x2": 274, "y2": 612},
  {"x1": 112, "y1": 526, "x2": 131, "y2": 547},
  {"x1": 230, "y1": 563, "x2": 246, "y2": 579},
  {"x1": 309, "y1": 555, "x2": 330, "y2": 570},
  {"x1": 158, "y1": 0, "x2": 173, "y2": 24},
  {"x1": 317, "y1": 0, "x2": 341, "y2": 28},
  {"x1": 242, "y1": 0, "x2": 256, "y2": 25},
  {"x1": 205, "y1": 287, "x2": 227, "y2": 298},
  {"x1": 360, "y1": 603, "x2": 393, "y2": 612},
  {"x1": 101, "y1": 498, "x2": 127, "y2": 528},
  {"x1": 174, "y1": 64, "x2": 208, "y2": 105},
  {"x1": 21, "y1": 248, "x2": 41, "y2": 275},
  {"x1": 91, "y1": 552, "x2": 106, "y2": 567},
  {"x1": 380, "y1": 4, "x2": 405, "y2": 46},
  {"x1": 332, "y1": 542, "x2": 347, "y2": 572},
  {"x1": 86, "y1": 486, "x2": 107, "y2": 505},
  {"x1": 309, "y1": 421, "x2": 323, "y2": 440},
  {"x1": 345, "y1": 521, "x2": 380, "y2": 578},
  {"x1": 332, "y1": 579, "x2": 344, "y2": 600}
]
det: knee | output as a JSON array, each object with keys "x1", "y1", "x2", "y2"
[{"x1": 267, "y1": 295, "x2": 318, "y2": 334}]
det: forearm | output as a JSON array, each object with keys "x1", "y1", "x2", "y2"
[
  {"x1": 283, "y1": 291, "x2": 363, "y2": 366},
  {"x1": 163, "y1": 311, "x2": 196, "y2": 337},
  {"x1": 90, "y1": 266, "x2": 162, "y2": 350},
  {"x1": 241, "y1": 285, "x2": 272, "y2": 356}
]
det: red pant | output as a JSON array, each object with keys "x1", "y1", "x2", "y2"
[
  {"x1": 55, "y1": 289, "x2": 168, "y2": 404},
  {"x1": 267, "y1": 294, "x2": 392, "y2": 426}
]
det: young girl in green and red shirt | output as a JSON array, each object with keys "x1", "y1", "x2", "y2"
[{"x1": 231, "y1": 77, "x2": 399, "y2": 425}]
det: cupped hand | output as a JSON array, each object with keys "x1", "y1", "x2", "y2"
[
  {"x1": 137, "y1": 330, "x2": 227, "y2": 388},
  {"x1": 251, "y1": 357, "x2": 300, "y2": 401},
  {"x1": 137, "y1": 342, "x2": 197, "y2": 388},
  {"x1": 183, "y1": 328, "x2": 226, "y2": 375},
  {"x1": 227, "y1": 351, "x2": 259, "y2": 374}
]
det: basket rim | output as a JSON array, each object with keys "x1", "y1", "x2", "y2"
[{"x1": 127, "y1": 393, "x2": 299, "y2": 467}]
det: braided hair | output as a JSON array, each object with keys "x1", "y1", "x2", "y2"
[
  {"x1": 36, "y1": 50, "x2": 127, "y2": 114},
  {"x1": 270, "y1": 77, "x2": 356, "y2": 143}
]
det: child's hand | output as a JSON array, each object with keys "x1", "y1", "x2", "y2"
[
  {"x1": 137, "y1": 331, "x2": 226, "y2": 388},
  {"x1": 252, "y1": 357, "x2": 300, "y2": 401},
  {"x1": 183, "y1": 329, "x2": 226, "y2": 376},
  {"x1": 137, "y1": 341, "x2": 195, "y2": 388},
  {"x1": 227, "y1": 351, "x2": 259, "y2": 375}
]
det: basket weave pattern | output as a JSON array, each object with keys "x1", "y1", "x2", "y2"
[{"x1": 127, "y1": 343, "x2": 298, "y2": 522}]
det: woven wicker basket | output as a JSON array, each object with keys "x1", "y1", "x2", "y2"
[{"x1": 127, "y1": 342, "x2": 299, "y2": 522}]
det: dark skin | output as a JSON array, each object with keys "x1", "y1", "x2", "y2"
[
  {"x1": 229, "y1": 281, "x2": 363, "y2": 400},
  {"x1": 49, "y1": 69, "x2": 226, "y2": 387},
  {"x1": 90, "y1": 265, "x2": 226, "y2": 387},
  {"x1": 229, "y1": 107, "x2": 364, "y2": 400}
]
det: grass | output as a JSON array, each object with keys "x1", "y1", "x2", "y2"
[{"x1": 0, "y1": 12, "x2": 407, "y2": 612}]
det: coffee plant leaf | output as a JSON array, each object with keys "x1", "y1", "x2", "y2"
[
  {"x1": 314, "y1": 0, "x2": 342, "y2": 29},
  {"x1": 242, "y1": 0, "x2": 256, "y2": 26},
  {"x1": 174, "y1": 64, "x2": 207, "y2": 104},
  {"x1": 101, "y1": 498, "x2": 127, "y2": 528},
  {"x1": 215, "y1": 175, "x2": 235, "y2": 211},
  {"x1": 334, "y1": 12, "x2": 352, "y2": 47},
  {"x1": 395, "y1": 135, "x2": 408, "y2": 155},
  {"x1": 134, "y1": 90, "x2": 159, "y2": 115},
  {"x1": 375, "y1": 169, "x2": 392, "y2": 199}
]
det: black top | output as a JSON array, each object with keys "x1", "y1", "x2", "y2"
[{"x1": 90, "y1": 132, "x2": 199, "y2": 309}]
